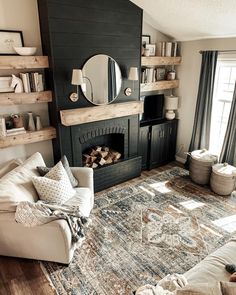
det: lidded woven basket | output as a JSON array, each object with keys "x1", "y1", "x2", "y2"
[
  {"x1": 210, "y1": 163, "x2": 236, "y2": 196},
  {"x1": 189, "y1": 149, "x2": 218, "y2": 185}
]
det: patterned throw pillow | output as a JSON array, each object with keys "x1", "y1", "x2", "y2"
[
  {"x1": 37, "y1": 155, "x2": 79, "y2": 188},
  {"x1": 32, "y1": 161, "x2": 76, "y2": 204}
]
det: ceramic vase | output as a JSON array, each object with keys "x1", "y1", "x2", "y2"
[
  {"x1": 28, "y1": 112, "x2": 35, "y2": 131},
  {"x1": 36, "y1": 115, "x2": 42, "y2": 131}
]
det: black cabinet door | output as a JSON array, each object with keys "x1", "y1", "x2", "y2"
[
  {"x1": 166, "y1": 120, "x2": 178, "y2": 161},
  {"x1": 139, "y1": 126, "x2": 150, "y2": 170},
  {"x1": 149, "y1": 124, "x2": 166, "y2": 169},
  {"x1": 149, "y1": 120, "x2": 178, "y2": 169}
]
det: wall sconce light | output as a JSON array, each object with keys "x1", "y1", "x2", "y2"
[
  {"x1": 125, "y1": 67, "x2": 139, "y2": 96},
  {"x1": 70, "y1": 69, "x2": 84, "y2": 102}
]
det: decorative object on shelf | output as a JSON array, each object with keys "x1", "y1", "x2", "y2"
[
  {"x1": 28, "y1": 112, "x2": 35, "y2": 131},
  {"x1": 165, "y1": 94, "x2": 179, "y2": 120},
  {"x1": 5, "y1": 117, "x2": 14, "y2": 130},
  {"x1": 141, "y1": 35, "x2": 151, "y2": 48},
  {"x1": 144, "y1": 49, "x2": 150, "y2": 57},
  {"x1": 14, "y1": 47, "x2": 37, "y2": 56},
  {"x1": 0, "y1": 117, "x2": 6, "y2": 137},
  {"x1": 141, "y1": 46, "x2": 145, "y2": 56},
  {"x1": 145, "y1": 44, "x2": 156, "y2": 56},
  {"x1": 158, "y1": 41, "x2": 179, "y2": 57},
  {"x1": 11, "y1": 75, "x2": 24, "y2": 93},
  {"x1": 0, "y1": 77, "x2": 14, "y2": 93},
  {"x1": 36, "y1": 115, "x2": 43, "y2": 131},
  {"x1": 125, "y1": 67, "x2": 139, "y2": 96},
  {"x1": 11, "y1": 114, "x2": 23, "y2": 128},
  {"x1": 6, "y1": 127, "x2": 26, "y2": 136},
  {"x1": 156, "y1": 68, "x2": 166, "y2": 81},
  {"x1": 70, "y1": 69, "x2": 83, "y2": 102},
  {"x1": 0, "y1": 30, "x2": 24, "y2": 55},
  {"x1": 166, "y1": 69, "x2": 176, "y2": 80},
  {"x1": 19, "y1": 72, "x2": 45, "y2": 93}
]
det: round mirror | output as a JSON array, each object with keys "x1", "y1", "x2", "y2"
[{"x1": 81, "y1": 54, "x2": 122, "y2": 105}]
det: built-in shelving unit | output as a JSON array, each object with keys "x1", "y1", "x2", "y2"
[
  {"x1": 0, "y1": 127, "x2": 56, "y2": 149},
  {"x1": 0, "y1": 56, "x2": 49, "y2": 69},
  {"x1": 0, "y1": 55, "x2": 55, "y2": 148},
  {"x1": 141, "y1": 56, "x2": 181, "y2": 66},
  {"x1": 0, "y1": 90, "x2": 52, "y2": 105},
  {"x1": 141, "y1": 56, "x2": 181, "y2": 93},
  {"x1": 141, "y1": 80, "x2": 179, "y2": 92}
]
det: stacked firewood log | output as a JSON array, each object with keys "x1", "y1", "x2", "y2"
[{"x1": 82, "y1": 146, "x2": 122, "y2": 168}]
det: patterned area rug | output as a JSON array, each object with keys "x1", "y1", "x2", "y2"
[{"x1": 41, "y1": 167, "x2": 236, "y2": 295}]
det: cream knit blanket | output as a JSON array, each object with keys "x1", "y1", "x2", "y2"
[{"x1": 15, "y1": 201, "x2": 89, "y2": 243}]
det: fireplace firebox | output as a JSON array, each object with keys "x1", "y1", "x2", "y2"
[{"x1": 70, "y1": 116, "x2": 141, "y2": 192}]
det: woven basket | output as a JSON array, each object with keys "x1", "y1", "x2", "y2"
[
  {"x1": 189, "y1": 149, "x2": 217, "y2": 185},
  {"x1": 210, "y1": 163, "x2": 236, "y2": 196}
]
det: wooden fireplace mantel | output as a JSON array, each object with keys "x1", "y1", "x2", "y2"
[{"x1": 60, "y1": 101, "x2": 144, "y2": 126}]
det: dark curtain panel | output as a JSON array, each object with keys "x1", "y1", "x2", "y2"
[
  {"x1": 186, "y1": 51, "x2": 218, "y2": 166},
  {"x1": 219, "y1": 83, "x2": 236, "y2": 165},
  {"x1": 108, "y1": 57, "x2": 116, "y2": 102}
]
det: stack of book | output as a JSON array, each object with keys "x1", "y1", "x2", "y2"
[
  {"x1": 19, "y1": 72, "x2": 45, "y2": 93},
  {"x1": 6, "y1": 127, "x2": 27, "y2": 137},
  {"x1": 141, "y1": 67, "x2": 166, "y2": 83},
  {"x1": 157, "y1": 42, "x2": 179, "y2": 57}
]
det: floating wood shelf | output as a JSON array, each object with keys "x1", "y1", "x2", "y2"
[
  {"x1": 141, "y1": 56, "x2": 181, "y2": 67},
  {"x1": 141, "y1": 80, "x2": 179, "y2": 92},
  {"x1": 0, "y1": 56, "x2": 49, "y2": 69},
  {"x1": 0, "y1": 91, "x2": 52, "y2": 105},
  {"x1": 0, "y1": 127, "x2": 56, "y2": 149},
  {"x1": 60, "y1": 101, "x2": 144, "y2": 126}
]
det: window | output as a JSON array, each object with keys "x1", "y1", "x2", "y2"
[{"x1": 209, "y1": 58, "x2": 236, "y2": 156}]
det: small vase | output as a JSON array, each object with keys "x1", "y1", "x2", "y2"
[
  {"x1": 36, "y1": 115, "x2": 42, "y2": 131},
  {"x1": 28, "y1": 112, "x2": 35, "y2": 131}
]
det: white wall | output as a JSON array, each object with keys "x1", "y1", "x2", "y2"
[
  {"x1": 143, "y1": 21, "x2": 170, "y2": 44},
  {"x1": 0, "y1": 0, "x2": 54, "y2": 166},
  {"x1": 176, "y1": 37, "x2": 236, "y2": 162}
]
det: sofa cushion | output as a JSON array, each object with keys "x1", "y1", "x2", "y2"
[
  {"x1": 37, "y1": 155, "x2": 79, "y2": 188},
  {"x1": 32, "y1": 161, "x2": 76, "y2": 204},
  {"x1": 0, "y1": 153, "x2": 45, "y2": 212},
  {"x1": 0, "y1": 159, "x2": 22, "y2": 178},
  {"x1": 176, "y1": 282, "x2": 236, "y2": 295},
  {"x1": 184, "y1": 239, "x2": 236, "y2": 284},
  {"x1": 65, "y1": 187, "x2": 92, "y2": 217},
  {"x1": 176, "y1": 283, "x2": 222, "y2": 295}
]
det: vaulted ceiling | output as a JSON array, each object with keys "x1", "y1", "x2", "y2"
[{"x1": 130, "y1": 0, "x2": 236, "y2": 41}]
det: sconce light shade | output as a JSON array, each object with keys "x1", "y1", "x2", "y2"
[
  {"x1": 70, "y1": 69, "x2": 83, "y2": 102},
  {"x1": 128, "y1": 67, "x2": 139, "y2": 81},
  {"x1": 165, "y1": 95, "x2": 179, "y2": 110},
  {"x1": 71, "y1": 69, "x2": 83, "y2": 85}
]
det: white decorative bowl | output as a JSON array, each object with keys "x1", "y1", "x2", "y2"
[{"x1": 14, "y1": 47, "x2": 37, "y2": 56}]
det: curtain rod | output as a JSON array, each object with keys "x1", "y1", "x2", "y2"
[{"x1": 199, "y1": 50, "x2": 236, "y2": 54}]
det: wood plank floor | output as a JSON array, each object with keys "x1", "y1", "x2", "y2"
[{"x1": 0, "y1": 162, "x2": 183, "y2": 295}]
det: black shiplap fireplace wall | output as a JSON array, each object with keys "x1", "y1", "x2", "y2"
[{"x1": 38, "y1": 0, "x2": 143, "y2": 191}]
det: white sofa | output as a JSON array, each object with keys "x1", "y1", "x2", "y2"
[
  {"x1": 0, "y1": 154, "x2": 94, "y2": 264},
  {"x1": 185, "y1": 238, "x2": 236, "y2": 284}
]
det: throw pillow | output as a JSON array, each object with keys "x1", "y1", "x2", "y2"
[
  {"x1": 0, "y1": 152, "x2": 45, "y2": 212},
  {"x1": 0, "y1": 159, "x2": 22, "y2": 178},
  {"x1": 32, "y1": 161, "x2": 76, "y2": 204},
  {"x1": 37, "y1": 155, "x2": 79, "y2": 187}
]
